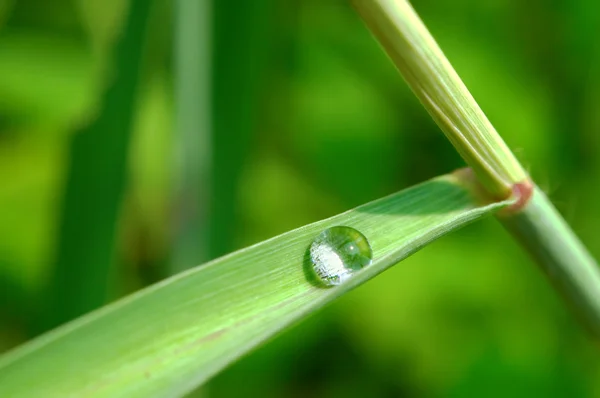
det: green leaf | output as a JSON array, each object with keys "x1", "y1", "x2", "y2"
[{"x1": 0, "y1": 173, "x2": 511, "y2": 397}]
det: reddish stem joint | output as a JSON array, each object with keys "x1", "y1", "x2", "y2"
[{"x1": 501, "y1": 181, "x2": 534, "y2": 215}]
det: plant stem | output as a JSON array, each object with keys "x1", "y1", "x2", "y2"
[
  {"x1": 352, "y1": 0, "x2": 600, "y2": 337},
  {"x1": 351, "y1": 0, "x2": 527, "y2": 198},
  {"x1": 500, "y1": 187, "x2": 600, "y2": 336}
]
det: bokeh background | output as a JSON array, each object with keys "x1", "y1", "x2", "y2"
[{"x1": 1, "y1": 0, "x2": 600, "y2": 396}]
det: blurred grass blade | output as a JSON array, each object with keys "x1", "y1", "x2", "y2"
[
  {"x1": 46, "y1": 0, "x2": 153, "y2": 329},
  {"x1": 172, "y1": 0, "x2": 275, "y2": 271},
  {"x1": 171, "y1": 0, "x2": 211, "y2": 272},
  {"x1": 0, "y1": 173, "x2": 512, "y2": 397},
  {"x1": 208, "y1": 0, "x2": 274, "y2": 260}
]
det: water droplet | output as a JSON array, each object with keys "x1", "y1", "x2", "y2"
[{"x1": 309, "y1": 226, "x2": 373, "y2": 286}]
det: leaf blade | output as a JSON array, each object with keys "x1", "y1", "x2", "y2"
[{"x1": 0, "y1": 173, "x2": 512, "y2": 397}]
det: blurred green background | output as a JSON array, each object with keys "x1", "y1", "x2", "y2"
[{"x1": 1, "y1": 0, "x2": 600, "y2": 396}]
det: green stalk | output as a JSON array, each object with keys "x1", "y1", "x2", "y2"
[
  {"x1": 352, "y1": 0, "x2": 527, "y2": 198},
  {"x1": 352, "y1": 0, "x2": 600, "y2": 336},
  {"x1": 501, "y1": 187, "x2": 600, "y2": 335}
]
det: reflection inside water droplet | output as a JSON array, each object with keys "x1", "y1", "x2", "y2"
[{"x1": 309, "y1": 226, "x2": 373, "y2": 287}]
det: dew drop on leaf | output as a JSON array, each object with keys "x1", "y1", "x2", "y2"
[{"x1": 309, "y1": 226, "x2": 373, "y2": 287}]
